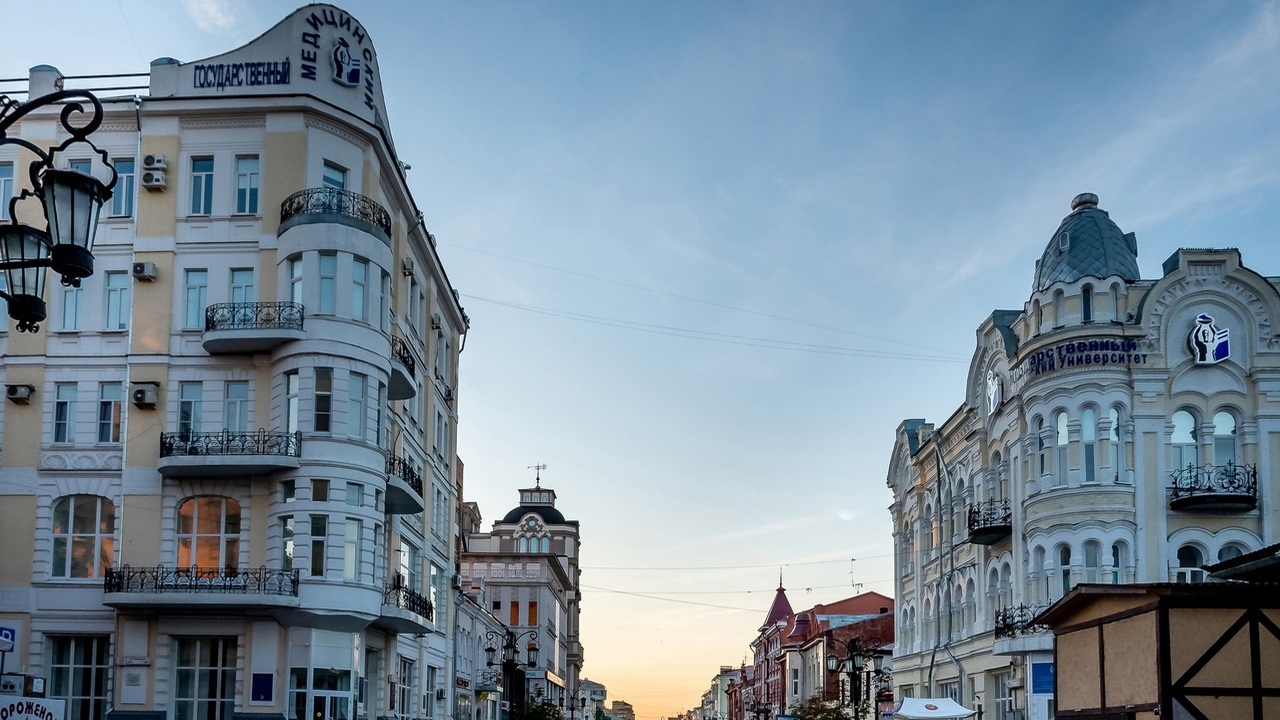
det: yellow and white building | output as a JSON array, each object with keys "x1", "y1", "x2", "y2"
[
  {"x1": 887, "y1": 193, "x2": 1280, "y2": 720},
  {"x1": 0, "y1": 6, "x2": 465, "y2": 720}
]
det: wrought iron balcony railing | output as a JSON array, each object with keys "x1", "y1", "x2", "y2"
[
  {"x1": 384, "y1": 583, "x2": 434, "y2": 622},
  {"x1": 205, "y1": 301, "x2": 304, "y2": 332},
  {"x1": 391, "y1": 334, "x2": 416, "y2": 378},
  {"x1": 160, "y1": 429, "x2": 302, "y2": 458},
  {"x1": 279, "y1": 187, "x2": 392, "y2": 240},
  {"x1": 967, "y1": 499, "x2": 1013, "y2": 544},
  {"x1": 994, "y1": 603, "x2": 1049, "y2": 639},
  {"x1": 104, "y1": 565, "x2": 299, "y2": 596},
  {"x1": 1170, "y1": 462, "x2": 1258, "y2": 503},
  {"x1": 386, "y1": 454, "x2": 423, "y2": 497}
]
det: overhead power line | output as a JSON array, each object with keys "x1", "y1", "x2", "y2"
[{"x1": 583, "y1": 553, "x2": 891, "y2": 571}]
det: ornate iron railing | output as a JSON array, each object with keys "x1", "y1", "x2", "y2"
[
  {"x1": 968, "y1": 499, "x2": 1012, "y2": 532},
  {"x1": 280, "y1": 187, "x2": 392, "y2": 238},
  {"x1": 104, "y1": 565, "x2": 299, "y2": 596},
  {"x1": 205, "y1": 301, "x2": 304, "y2": 332},
  {"x1": 994, "y1": 603, "x2": 1049, "y2": 638},
  {"x1": 1170, "y1": 462, "x2": 1258, "y2": 501},
  {"x1": 391, "y1": 334, "x2": 416, "y2": 378},
  {"x1": 384, "y1": 584, "x2": 434, "y2": 622},
  {"x1": 160, "y1": 429, "x2": 302, "y2": 458},
  {"x1": 386, "y1": 454, "x2": 423, "y2": 497}
]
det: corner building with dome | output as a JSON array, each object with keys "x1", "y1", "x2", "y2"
[{"x1": 886, "y1": 193, "x2": 1280, "y2": 720}]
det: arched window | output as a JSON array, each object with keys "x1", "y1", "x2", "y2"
[
  {"x1": 1083, "y1": 541, "x2": 1101, "y2": 583},
  {"x1": 1055, "y1": 412, "x2": 1069, "y2": 486},
  {"x1": 1218, "y1": 544, "x2": 1245, "y2": 563},
  {"x1": 987, "y1": 570, "x2": 1000, "y2": 625},
  {"x1": 1081, "y1": 285, "x2": 1094, "y2": 324},
  {"x1": 1053, "y1": 290, "x2": 1065, "y2": 327},
  {"x1": 1109, "y1": 406, "x2": 1126, "y2": 482},
  {"x1": 1176, "y1": 545, "x2": 1205, "y2": 583},
  {"x1": 1082, "y1": 408, "x2": 1097, "y2": 483},
  {"x1": 964, "y1": 579, "x2": 977, "y2": 629},
  {"x1": 1035, "y1": 418, "x2": 1047, "y2": 478},
  {"x1": 990, "y1": 452, "x2": 1001, "y2": 501},
  {"x1": 1111, "y1": 542, "x2": 1127, "y2": 584},
  {"x1": 1059, "y1": 545, "x2": 1073, "y2": 595},
  {"x1": 51, "y1": 495, "x2": 115, "y2": 578},
  {"x1": 1032, "y1": 546, "x2": 1047, "y2": 603},
  {"x1": 923, "y1": 507, "x2": 934, "y2": 552},
  {"x1": 1000, "y1": 563, "x2": 1013, "y2": 609},
  {"x1": 518, "y1": 537, "x2": 528, "y2": 553},
  {"x1": 177, "y1": 496, "x2": 241, "y2": 571},
  {"x1": 1032, "y1": 300, "x2": 1042, "y2": 334},
  {"x1": 1171, "y1": 411, "x2": 1198, "y2": 470},
  {"x1": 1213, "y1": 412, "x2": 1237, "y2": 467},
  {"x1": 1001, "y1": 445, "x2": 1012, "y2": 500},
  {"x1": 540, "y1": 537, "x2": 550, "y2": 554},
  {"x1": 1111, "y1": 284, "x2": 1122, "y2": 321}
]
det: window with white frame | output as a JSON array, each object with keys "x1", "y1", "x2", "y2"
[
  {"x1": 344, "y1": 517, "x2": 362, "y2": 581},
  {"x1": 406, "y1": 277, "x2": 420, "y2": 329},
  {"x1": 0, "y1": 162, "x2": 12, "y2": 220},
  {"x1": 1110, "y1": 406, "x2": 1125, "y2": 482},
  {"x1": 310, "y1": 514, "x2": 327, "y2": 577},
  {"x1": 224, "y1": 381, "x2": 249, "y2": 434},
  {"x1": 1059, "y1": 545, "x2": 1073, "y2": 595},
  {"x1": 318, "y1": 253, "x2": 337, "y2": 314},
  {"x1": 1175, "y1": 545, "x2": 1205, "y2": 583},
  {"x1": 346, "y1": 482, "x2": 363, "y2": 508},
  {"x1": 174, "y1": 637, "x2": 236, "y2": 720},
  {"x1": 1081, "y1": 285, "x2": 1093, "y2": 323},
  {"x1": 235, "y1": 156, "x2": 260, "y2": 214},
  {"x1": 190, "y1": 157, "x2": 214, "y2": 215},
  {"x1": 178, "y1": 382, "x2": 202, "y2": 438},
  {"x1": 1111, "y1": 542, "x2": 1126, "y2": 583},
  {"x1": 1084, "y1": 540, "x2": 1101, "y2": 583},
  {"x1": 48, "y1": 634, "x2": 111, "y2": 720},
  {"x1": 349, "y1": 372, "x2": 367, "y2": 440},
  {"x1": 184, "y1": 269, "x2": 208, "y2": 328},
  {"x1": 1171, "y1": 410, "x2": 1198, "y2": 471},
  {"x1": 322, "y1": 161, "x2": 346, "y2": 190},
  {"x1": 285, "y1": 371, "x2": 300, "y2": 434},
  {"x1": 105, "y1": 271, "x2": 130, "y2": 330},
  {"x1": 281, "y1": 516, "x2": 294, "y2": 571},
  {"x1": 1213, "y1": 411, "x2": 1237, "y2": 467},
  {"x1": 380, "y1": 271, "x2": 391, "y2": 331},
  {"x1": 230, "y1": 268, "x2": 255, "y2": 304},
  {"x1": 991, "y1": 672, "x2": 1012, "y2": 719},
  {"x1": 1082, "y1": 408, "x2": 1097, "y2": 483},
  {"x1": 376, "y1": 382, "x2": 387, "y2": 448},
  {"x1": 54, "y1": 383, "x2": 78, "y2": 443},
  {"x1": 51, "y1": 495, "x2": 115, "y2": 578},
  {"x1": 314, "y1": 368, "x2": 332, "y2": 432},
  {"x1": 288, "y1": 256, "x2": 303, "y2": 304},
  {"x1": 434, "y1": 410, "x2": 448, "y2": 459},
  {"x1": 352, "y1": 258, "x2": 368, "y2": 321},
  {"x1": 396, "y1": 657, "x2": 415, "y2": 720},
  {"x1": 432, "y1": 484, "x2": 447, "y2": 539},
  {"x1": 97, "y1": 383, "x2": 123, "y2": 443},
  {"x1": 177, "y1": 496, "x2": 240, "y2": 570},
  {"x1": 1055, "y1": 411, "x2": 1068, "y2": 485},
  {"x1": 111, "y1": 158, "x2": 135, "y2": 217},
  {"x1": 434, "y1": 330, "x2": 448, "y2": 380},
  {"x1": 61, "y1": 285, "x2": 81, "y2": 331}
]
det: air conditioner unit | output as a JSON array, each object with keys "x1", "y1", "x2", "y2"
[
  {"x1": 431, "y1": 312, "x2": 442, "y2": 330},
  {"x1": 435, "y1": 689, "x2": 445, "y2": 701},
  {"x1": 141, "y1": 170, "x2": 166, "y2": 191},
  {"x1": 5, "y1": 384, "x2": 34, "y2": 404},
  {"x1": 402, "y1": 257, "x2": 415, "y2": 277},
  {"x1": 142, "y1": 153, "x2": 166, "y2": 170},
  {"x1": 442, "y1": 386, "x2": 454, "y2": 402},
  {"x1": 132, "y1": 261, "x2": 158, "y2": 281},
  {"x1": 131, "y1": 382, "x2": 159, "y2": 409},
  {"x1": 451, "y1": 573, "x2": 462, "y2": 589}
]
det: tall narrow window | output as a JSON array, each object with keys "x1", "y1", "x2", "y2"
[
  {"x1": 1171, "y1": 411, "x2": 1198, "y2": 470},
  {"x1": 1111, "y1": 543, "x2": 1125, "y2": 584},
  {"x1": 1084, "y1": 541, "x2": 1100, "y2": 583},
  {"x1": 61, "y1": 285, "x2": 82, "y2": 331},
  {"x1": 1059, "y1": 546, "x2": 1073, "y2": 595},
  {"x1": 434, "y1": 331, "x2": 448, "y2": 380},
  {"x1": 318, "y1": 253, "x2": 337, "y2": 314},
  {"x1": 184, "y1": 269, "x2": 208, "y2": 328},
  {"x1": 190, "y1": 157, "x2": 214, "y2": 215},
  {"x1": 352, "y1": 258, "x2": 368, "y2": 321},
  {"x1": 0, "y1": 163, "x2": 12, "y2": 220},
  {"x1": 49, "y1": 635, "x2": 111, "y2": 720},
  {"x1": 1081, "y1": 286, "x2": 1093, "y2": 323},
  {"x1": 288, "y1": 257, "x2": 303, "y2": 305},
  {"x1": 1053, "y1": 290, "x2": 1064, "y2": 327},
  {"x1": 349, "y1": 372, "x2": 367, "y2": 440},
  {"x1": 178, "y1": 382, "x2": 203, "y2": 438},
  {"x1": 224, "y1": 382, "x2": 249, "y2": 434},
  {"x1": 235, "y1": 156, "x2": 260, "y2": 214},
  {"x1": 346, "y1": 482, "x2": 363, "y2": 507},
  {"x1": 528, "y1": 601, "x2": 539, "y2": 625},
  {"x1": 380, "y1": 271, "x2": 391, "y2": 331},
  {"x1": 97, "y1": 383, "x2": 123, "y2": 443},
  {"x1": 51, "y1": 495, "x2": 115, "y2": 578},
  {"x1": 310, "y1": 515, "x2": 328, "y2": 577},
  {"x1": 1176, "y1": 545, "x2": 1205, "y2": 583},
  {"x1": 376, "y1": 382, "x2": 387, "y2": 448},
  {"x1": 174, "y1": 637, "x2": 236, "y2": 720},
  {"x1": 314, "y1": 368, "x2": 332, "y2": 432},
  {"x1": 105, "y1": 271, "x2": 130, "y2": 330},
  {"x1": 1112, "y1": 285, "x2": 1122, "y2": 321},
  {"x1": 285, "y1": 371, "x2": 300, "y2": 434},
  {"x1": 111, "y1": 158, "x2": 135, "y2": 217},
  {"x1": 281, "y1": 516, "x2": 294, "y2": 571},
  {"x1": 1032, "y1": 300, "x2": 1042, "y2": 334},
  {"x1": 344, "y1": 518, "x2": 362, "y2": 581},
  {"x1": 1055, "y1": 411, "x2": 1069, "y2": 485},
  {"x1": 1082, "y1": 408, "x2": 1096, "y2": 483},
  {"x1": 1036, "y1": 418, "x2": 1047, "y2": 477},
  {"x1": 54, "y1": 383, "x2": 78, "y2": 443},
  {"x1": 230, "y1": 268, "x2": 255, "y2": 304},
  {"x1": 176, "y1": 496, "x2": 240, "y2": 570},
  {"x1": 1213, "y1": 412, "x2": 1237, "y2": 467}
]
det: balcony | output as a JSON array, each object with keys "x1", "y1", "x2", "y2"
[
  {"x1": 993, "y1": 603, "x2": 1052, "y2": 655},
  {"x1": 372, "y1": 582, "x2": 434, "y2": 634},
  {"x1": 202, "y1": 301, "x2": 305, "y2": 354},
  {"x1": 158, "y1": 430, "x2": 302, "y2": 477},
  {"x1": 1169, "y1": 463, "x2": 1258, "y2": 512},
  {"x1": 385, "y1": 454, "x2": 424, "y2": 514},
  {"x1": 103, "y1": 565, "x2": 300, "y2": 611},
  {"x1": 279, "y1": 187, "x2": 392, "y2": 246},
  {"x1": 388, "y1": 334, "x2": 417, "y2": 400},
  {"x1": 967, "y1": 499, "x2": 1013, "y2": 545}
]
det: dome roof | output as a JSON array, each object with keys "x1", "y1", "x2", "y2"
[
  {"x1": 501, "y1": 505, "x2": 567, "y2": 524},
  {"x1": 1033, "y1": 193, "x2": 1139, "y2": 292}
]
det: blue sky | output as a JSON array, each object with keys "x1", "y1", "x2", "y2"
[{"x1": 7, "y1": 1, "x2": 1280, "y2": 716}]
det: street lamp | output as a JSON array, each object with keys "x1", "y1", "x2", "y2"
[
  {"x1": 485, "y1": 629, "x2": 540, "y2": 720},
  {"x1": 0, "y1": 90, "x2": 117, "y2": 333},
  {"x1": 825, "y1": 635, "x2": 887, "y2": 720}
]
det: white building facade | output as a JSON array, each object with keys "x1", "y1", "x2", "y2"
[
  {"x1": 0, "y1": 6, "x2": 465, "y2": 720},
  {"x1": 888, "y1": 193, "x2": 1280, "y2": 720}
]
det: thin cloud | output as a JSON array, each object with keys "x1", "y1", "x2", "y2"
[{"x1": 183, "y1": 0, "x2": 238, "y2": 33}]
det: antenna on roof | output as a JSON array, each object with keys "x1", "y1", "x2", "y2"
[{"x1": 528, "y1": 463, "x2": 547, "y2": 487}]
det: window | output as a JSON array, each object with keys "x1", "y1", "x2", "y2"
[
  {"x1": 51, "y1": 495, "x2": 114, "y2": 578},
  {"x1": 230, "y1": 268, "x2": 255, "y2": 304},
  {"x1": 177, "y1": 497, "x2": 240, "y2": 570},
  {"x1": 0, "y1": 163, "x2": 12, "y2": 220},
  {"x1": 322, "y1": 161, "x2": 347, "y2": 190},
  {"x1": 1213, "y1": 412, "x2": 1237, "y2": 466},
  {"x1": 518, "y1": 537, "x2": 528, "y2": 553},
  {"x1": 1084, "y1": 541, "x2": 1101, "y2": 583},
  {"x1": 344, "y1": 518, "x2": 362, "y2": 580},
  {"x1": 281, "y1": 517, "x2": 294, "y2": 572},
  {"x1": 1111, "y1": 542, "x2": 1126, "y2": 583},
  {"x1": 184, "y1": 269, "x2": 208, "y2": 328},
  {"x1": 105, "y1": 271, "x2": 130, "y2": 329},
  {"x1": 405, "y1": 276, "x2": 420, "y2": 330},
  {"x1": 434, "y1": 410, "x2": 449, "y2": 458},
  {"x1": 224, "y1": 382, "x2": 249, "y2": 434},
  {"x1": 312, "y1": 479, "x2": 330, "y2": 502},
  {"x1": 528, "y1": 600, "x2": 538, "y2": 625},
  {"x1": 376, "y1": 382, "x2": 387, "y2": 448},
  {"x1": 792, "y1": 667, "x2": 799, "y2": 697},
  {"x1": 1053, "y1": 290, "x2": 1064, "y2": 327},
  {"x1": 1059, "y1": 545, "x2": 1073, "y2": 595},
  {"x1": 397, "y1": 657, "x2": 415, "y2": 720},
  {"x1": 346, "y1": 482, "x2": 363, "y2": 507},
  {"x1": 314, "y1": 368, "x2": 332, "y2": 432},
  {"x1": 540, "y1": 537, "x2": 550, "y2": 553},
  {"x1": 429, "y1": 564, "x2": 442, "y2": 619},
  {"x1": 1081, "y1": 285, "x2": 1093, "y2": 323},
  {"x1": 318, "y1": 253, "x2": 337, "y2": 314},
  {"x1": 1110, "y1": 407, "x2": 1124, "y2": 482},
  {"x1": 399, "y1": 540, "x2": 419, "y2": 589},
  {"x1": 70, "y1": 159, "x2": 92, "y2": 174},
  {"x1": 380, "y1": 271, "x2": 391, "y2": 331},
  {"x1": 1171, "y1": 411, "x2": 1198, "y2": 470},
  {"x1": 174, "y1": 637, "x2": 236, "y2": 720},
  {"x1": 310, "y1": 515, "x2": 328, "y2": 576},
  {"x1": 434, "y1": 330, "x2": 448, "y2": 380},
  {"x1": 991, "y1": 673, "x2": 1012, "y2": 720},
  {"x1": 54, "y1": 383, "x2": 78, "y2": 443},
  {"x1": 352, "y1": 258, "x2": 368, "y2": 321},
  {"x1": 1175, "y1": 545, "x2": 1205, "y2": 583},
  {"x1": 1032, "y1": 300, "x2": 1042, "y2": 334},
  {"x1": 97, "y1": 383, "x2": 123, "y2": 443},
  {"x1": 432, "y1": 484, "x2": 447, "y2": 539},
  {"x1": 285, "y1": 371, "x2": 300, "y2": 434},
  {"x1": 1219, "y1": 544, "x2": 1245, "y2": 563},
  {"x1": 1112, "y1": 284, "x2": 1123, "y2": 321},
  {"x1": 282, "y1": 480, "x2": 295, "y2": 503},
  {"x1": 349, "y1": 372, "x2": 367, "y2": 440},
  {"x1": 49, "y1": 635, "x2": 111, "y2": 720},
  {"x1": 61, "y1": 285, "x2": 81, "y2": 331},
  {"x1": 1036, "y1": 418, "x2": 1047, "y2": 478},
  {"x1": 178, "y1": 382, "x2": 203, "y2": 438},
  {"x1": 1055, "y1": 411, "x2": 1068, "y2": 485},
  {"x1": 111, "y1": 158, "x2": 135, "y2": 217},
  {"x1": 235, "y1": 156, "x2": 260, "y2": 214},
  {"x1": 288, "y1": 256, "x2": 303, "y2": 304},
  {"x1": 190, "y1": 157, "x2": 214, "y2": 214},
  {"x1": 1082, "y1": 408, "x2": 1096, "y2": 483}
]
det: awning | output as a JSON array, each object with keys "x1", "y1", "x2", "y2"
[{"x1": 889, "y1": 698, "x2": 975, "y2": 719}]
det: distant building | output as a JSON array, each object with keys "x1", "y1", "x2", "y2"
[
  {"x1": 606, "y1": 700, "x2": 635, "y2": 720},
  {"x1": 888, "y1": 193, "x2": 1280, "y2": 720}
]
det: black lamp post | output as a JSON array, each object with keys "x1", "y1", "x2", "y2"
[
  {"x1": 0, "y1": 90, "x2": 117, "y2": 333},
  {"x1": 485, "y1": 629, "x2": 539, "y2": 720},
  {"x1": 825, "y1": 636, "x2": 887, "y2": 720}
]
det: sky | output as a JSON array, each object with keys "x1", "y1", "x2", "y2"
[{"x1": 7, "y1": 1, "x2": 1280, "y2": 717}]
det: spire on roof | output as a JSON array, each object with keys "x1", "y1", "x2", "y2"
[{"x1": 761, "y1": 579, "x2": 794, "y2": 630}]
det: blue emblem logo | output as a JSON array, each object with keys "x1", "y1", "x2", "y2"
[
  {"x1": 1189, "y1": 313, "x2": 1229, "y2": 364},
  {"x1": 331, "y1": 37, "x2": 361, "y2": 87}
]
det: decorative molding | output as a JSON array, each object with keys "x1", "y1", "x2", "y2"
[
  {"x1": 1144, "y1": 274, "x2": 1275, "y2": 352},
  {"x1": 40, "y1": 450, "x2": 123, "y2": 472},
  {"x1": 304, "y1": 114, "x2": 370, "y2": 149},
  {"x1": 179, "y1": 116, "x2": 266, "y2": 130}
]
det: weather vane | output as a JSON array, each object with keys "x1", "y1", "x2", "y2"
[{"x1": 528, "y1": 463, "x2": 547, "y2": 487}]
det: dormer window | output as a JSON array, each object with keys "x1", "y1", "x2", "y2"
[{"x1": 1058, "y1": 232, "x2": 1070, "y2": 252}]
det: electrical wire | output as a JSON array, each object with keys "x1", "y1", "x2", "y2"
[{"x1": 583, "y1": 553, "x2": 891, "y2": 571}]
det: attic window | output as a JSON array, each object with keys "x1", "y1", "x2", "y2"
[{"x1": 1058, "y1": 232, "x2": 1070, "y2": 253}]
